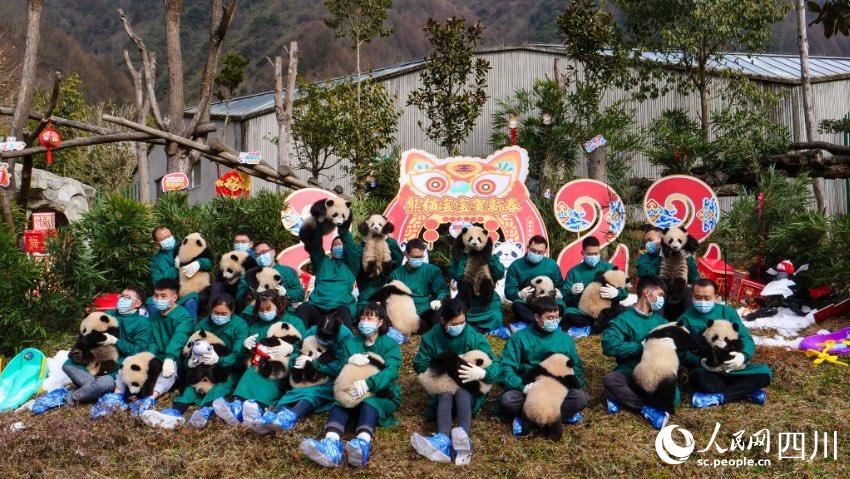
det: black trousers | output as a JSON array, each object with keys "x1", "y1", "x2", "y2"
[
  {"x1": 295, "y1": 303, "x2": 353, "y2": 329},
  {"x1": 602, "y1": 372, "x2": 647, "y2": 412},
  {"x1": 689, "y1": 370, "x2": 771, "y2": 402}
]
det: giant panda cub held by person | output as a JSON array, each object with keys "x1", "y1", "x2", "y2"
[
  {"x1": 417, "y1": 349, "x2": 493, "y2": 396},
  {"x1": 216, "y1": 250, "x2": 258, "y2": 297},
  {"x1": 659, "y1": 225, "x2": 700, "y2": 319},
  {"x1": 578, "y1": 267, "x2": 628, "y2": 332},
  {"x1": 333, "y1": 352, "x2": 388, "y2": 408},
  {"x1": 700, "y1": 319, "x2": 744, "y2": 370},
  {"x1": 521, "y1": 353, "x2": 581, "y2": 441},
  {"x1": 68, "y1": 312, "x2": 121, "y2": 377},
  {"x1": 633, "y1": 322, "x2": 700, "y2": 414},
  {"x1": 290, "y1": 315, "x2": 341, "y2": 388},
  {"x1": 297, "y1": 197, "x2": 352, "y2": 248},
  {"x1": 176, "y1": 232, "x2": 213, "y2": 297},
  {"x1": 119, "y1": 352, "x2": 163, "y2": 401},
  {"x1": 181, "y1": 330, "x2": 231, "y2": 395},
  {"x1": 452, "y1": 226, "x2": 495, "y2": 309},
  {"x1": 368, "y1": 280, "x2": 419, "y2": 335},
  {"x1": 246, "y1": 322, "x2": 302, "y2": 380},
  {"x1": 358, "y1": 214, "x2": 395, "y2": 280}
]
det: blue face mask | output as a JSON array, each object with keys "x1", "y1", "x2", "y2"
[
  {"x1": 584, "y1": 254, "x2": 600, "y2": 267},
  {"x1": 542, "y1": 318, "x2": 561, "y2": 333},
  {"x1": 646, "y1": 241, "x2": 659, "y2": 254},
  {"x1": 116, "y1": 297, "x2": 136, "y2": 314},
  {"x1": 160, "y1": 236, "x2": 176, "y2": 251},
  {"x1": 258, "y1": 309, "x2": 277, "y2": 322},
  {"x1": 650, "y1": 292, "x2": 665, "y2": 312},
  {"x1": 694, "y1": 300, "x2": 714, "y2": 314},
  {"x1": 257, "y1": 252, "x2": 273, "y2": 267},
  {"x1": 446, "y1": 323, "x2": 466, "y2": 337},
  {"x1": 408, "y1": 257, "x2": 424, "y2": 268},
  {"x1": 154, "y1": 298, "x2": 172, "y2": 311},
  {"x1": 331, "y1": 246, "x2": 344, "y2": 259},
  {"x1": 358, "y1": 321, "x2": 379, "y2": 337},
  {"x1": 527, "y1": 252, "x2": 544, "y2": 264},
  {"x1": 211, "y1": 313, "x2": 231, "y2": 326},
  {"x1": 234, "y1": 242, "x2": 250, "y2": 253}
]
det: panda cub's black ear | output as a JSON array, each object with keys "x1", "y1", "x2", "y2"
[
  {"x1": 732, "y1": 322, "x2": 739, "y2": 332},
  {"x1": 675, "y1": 320, "x2": 685, "y2": 327},
  {"x1": 611, "y1": 266, "x2": 619, "y2": 271},
  {"x1": 706, "y1": 320, "x2": 715, "y2": 327},
  {"x1": 566, "y1": 358, "x2": 574, "y2": 368},
  {"x1": 345, "y1": 201, "x2": 352, "y2": 208},
  {"x1": 100, "y1": 315, "x2": 111, "y2": 323},
  {"x1": 230, "y1": 253, "x2": 238, "y2": 261}
]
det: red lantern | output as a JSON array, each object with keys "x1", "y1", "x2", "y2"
[{"x1": 38, "y1": 125, "x2": 61, "y2": 166}]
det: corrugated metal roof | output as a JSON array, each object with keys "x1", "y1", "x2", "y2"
[{"x1": 200, "y1": 44, "x2": 850, "y2": 120}]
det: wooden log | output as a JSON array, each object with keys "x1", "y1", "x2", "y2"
[{"x1": 0, "y1": 132, "x2": 156, "y2": 159}]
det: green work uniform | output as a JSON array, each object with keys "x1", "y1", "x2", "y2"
[
  {"x1": 499, "y1": 325, "x2": 586, "y2": 391},
  {"x1": 356, "y1": 237, "x2": 404, "y2": 309},
  {"x1": 275, "y1": 324, "x2": 354, "y2": 413},
  {"x1": 562, "y1": 260, "x2": 629, "y2": 320},
  {"x1": 242, "y1": 306, "x2": 308, "y2": 338},
  {"x1": 150, "y1": 248, "x2": 178, "y2": 286},
  {"x1": 174, "y1": 314, "x2": 250, "y2": 407},
  {"x1": 307, "y1": 228, "x2": 359, "y2": 317},
  {"x1": 232, "y1": 316, "x2": 305, "y2": 406},
  {"x1": 678, "y1": 304, "x2": 773, "y2": 378},
  {"x1": 635, "y1": 252, "x2": 700, "y2": 283},
  {"x1": 146, "y1": 304, "x2": 195, "y2": 362},
  {"x1": 389, "y1": 262, "x2": 449, "y2": 315},
  {"x1": 449, "y1": 253, "x2": 506, "y2": 331},
  {"x1": 504, "y1": 255, "x2": 565, "y2": 307},
  {"x1": 326, "y1": 334, "x2": 402, "y2": 427},
  {"x1": 235, "y1": 263, "x2": 305, "y2": 314},
  {"x1": 176, "y1": 291, "x2": 200, "y2": 319},
  {"x1": 64, "y1": 308, "x2": 151, "y2": 376},
  {"x1": 413, "y1": 324, "x2": 501, "y2": 420}
]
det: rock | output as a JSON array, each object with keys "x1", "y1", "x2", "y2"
[{"x1": 12, "y1": 164, "x2": 95, "y2": 222}]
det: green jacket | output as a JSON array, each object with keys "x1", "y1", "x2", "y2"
[
  {"x1": 504, "y1": 256, "x2": 565, "y2": 307},
  {"x1": 64, "y1": 308, "x2": 151, "y2": 375},
  {"x1": 149, "y1": 244, "x2": 213, "y2": 287},
  {"x1": 562, "y1": 260, "x2": 628, "y2": 307},
  {"x1": 677, "y1": 304, "x2": 773, "y2": 378},
  {"x1": 636, "y1": 252, "x2": 700, "y2": 283},
  {"x1": 601, "y1": 307, "x2": 670, "y2": 374},
  {"x1": 356, "y1": 237, "x2": 404, "y2": 308},
  {"x1": 499, "y1": 325, "x2": 585, "y2": 391},
  {"x1": 327, "y1": 334, "x2": 402, "y2": 427},
  {"x1": 449, "y1": 253, "x2": 506, "y2": 331},
  {"x1": 307, "y1": 228, "x2": 359, "y2": 316},
  {"x1": 147, "y1": 304, "x2": 196, "y2": 362},
  {"x1": 233, "y1": 317, "x2": 305, "y2": 406},
  {"x1": 389, "y1": 263, "x2": 449, "y2": 315},
  {"x1": 413, "y1": 324, "x2": 500, "y2": 419},
  {"x1": 182, "y1": 315, "x2": 250, "y2": 369},
  {"x1": 236, "y1": 263, "x2": 305, "y2": 313}
]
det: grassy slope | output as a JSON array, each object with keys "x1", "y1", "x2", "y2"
[{"x1": 1, "y1": 317, "x2": 848, "y2": 479}]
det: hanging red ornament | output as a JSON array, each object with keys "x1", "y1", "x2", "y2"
[{"x1": 38, "y1": 124, "x2": 61, "y2": 166}]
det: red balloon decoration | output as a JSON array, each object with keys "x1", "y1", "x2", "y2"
[{"x1": 38, "y1": 125, "x2": 61, "y2": 166}]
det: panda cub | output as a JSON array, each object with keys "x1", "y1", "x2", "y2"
[
  {"x1": 633, "y1": 322, "x2": 699, "y2": 413},
  {"x1": 68, "y1": 312, "x2": 121, "y2": 377},
  {"x1": 527, "y1": 275, "x2": 562, "y2": 301},
  {"x1": 521, "y1": 353, "x2": 581, "y2": 441},
  {"x1": 176, "y1": 232, "x2": 213, "y2": 297},
  {"x1": 216, "y1": 250, "x2": 258, "y2": 296},
  {"x1": 700, "y1": 319, "x2": 743, "y2": 369},
  {"x1": 181, "y1": 330, "x2": 231, "y2": 395},
  {"x1": 417, "y1": 349, "x2": 493, "y2": 397},
  {"x1": 578, "y1": 268, "x2": 628, "y2": 332},
  {"x1": 290, "y1": 315, "x2": 341, "y2": 388},
  {"x1": 298, "y1": 197, "x2": 352, "y2": 247},
  {"x1": 358, "y1": 214, "x2": 395, "y2": 280},
  {"x1": 119, "y1": 352, "x2": 163, "y2": 400},
  {"x1": 368, "y1": 280, "x2": 419, "y2": 335},
  {"x1": 452, "y1": 226, "x2": 495, "y2": 309},
  {"x1": 659, "y1": 225, "x2": 700, "y2": 318},
  {"x1": 246, "y1": 322, "x2": 302, "y2": 380},
  {"x1": 334, "y1": 352, "x2": 386, "y2": 408}
]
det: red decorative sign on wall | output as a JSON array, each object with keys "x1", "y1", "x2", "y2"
[{"x1": 161, "y1": 172, "x2": 190, "y2": 192}]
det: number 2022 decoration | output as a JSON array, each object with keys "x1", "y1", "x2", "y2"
[{"x1": 643, "y1": 175, "x2": 719, "y2": 243}]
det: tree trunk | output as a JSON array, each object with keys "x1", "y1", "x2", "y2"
[
  {"x1": 164, "y1": 0, "x2": 184, "y2": 173},
  {"x1": 586, "y1": 145, "x2": 606, "y2": 181},
  {"x1": 273, "y1": 42, "x2": 298, "y2": 180},
  {"x1": 796, "y1": 0, "x2": 826, "y2": 212},
  {"x1": 698, "y1": 79, "x2": 710, "y2": 141}
]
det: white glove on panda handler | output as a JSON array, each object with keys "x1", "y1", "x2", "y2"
[
  {"x1": 243, "y1": 334, "x2": 258, "y2": 350},
  {"x1": 599, "y1": 285, "x2": 619, "y2": 299},
  {"x1": 459, "y1": 364, "x2": 486, "y2": 383},
  {"x1": 174, "y1": 256, "x2": 181, "y2": 268},
  {"x1": 571, "y1": 283, "x2": 585, "y2": 295},
  {"x1": 199, "y1": 349, "x2": 219, "y2": 366},
  {"x1": 348, "y1": 354, "x2": 370, "y2": 366},
  {"x1": 102, "y1": 333, "x2": 119, "y2": 346},
  {"x1": 162, "y1": 358, "x2": 176, "y2": 378},
  {"x1": 429, "y1": 300, "x2": 443, "y2": 311},
  {"x1": 181, "y1": 261, "x2": 200, "y2": 278},
  {"x1": 721, "y1": 352, "x2": 746, "y2": 372},
  {"x1": 518, "y1": 286, "x2": 536, "y2": 301},
  {"x1": 349, "y1": 379, "x2": 369, "y2": 398},
  {"x1": 523, "y1": 382, "x2": 537, "y2": 395},
  {"x1": 275, "y1": 284, "x2": 288, "y2": 297},
  {"x1": 294, "y1": 355, "x2": 312, "y2": 369}
]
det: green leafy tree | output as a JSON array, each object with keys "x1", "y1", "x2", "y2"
[
  {"x1": 407, "y1": 17, "x2": 490, "y2": 155},
  {"x1": 808, "y1": 0, "x2": 850, "y2": 37},
  {"x1": 614, "y1": 0, "x2": 789, "y2": 139},
  {"x1": 215, "y1": 51, "x2": 249, "y2": 102},
  {"x1": 645, "y1": 109, "x2": 708, "y2": 174}
]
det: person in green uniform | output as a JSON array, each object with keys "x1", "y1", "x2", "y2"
[
  {"x1": 497, "y1": 296, "x2": 589, "y2": 435},
  {"x1": 236, "y1": 240, "x2": 305, "y2": 313},
  {"x1": 562, "y1": 236, "x2": 628, "y2": 330},
  {"x1": 294, "y1": 216, "x2": 359, "y2": 329},
  {"x1": 448, "y1": 240, "x2": 506, "y2": 332},
  {"x1": 212, "y1": 290, "x2": 302, "y2": 425},
  {"x1": 355, "y1": 228, "x2": 403, "y2": 312},
  {"x1": 601, "y1": 275, "x2": 675, "y2": 430},
  {"x1": 505, "y1": 235, "x2": 565, "y2": 323},
  {"x1": 149, "y1": 227, "x2": 178, "y2": 286},
  {"x1": 300, "y1": 302, "x2": 402, "y2": 469},
  {"x1": 233, "y1": 230, "x2": 255, "y2": 257},
  {"x1": 35, "y1": 286, "x2": 151, "y2": 414},
  {"x1": 680, "y1": 279, "x2": 772, "y2": 409},
  {"x1": 140, "y1": 294, "x2": 249, "y2": 429},
  {"x1": 636, "y1": 226, "x2": 700, "y2": 283},
  {"x1": 388, "y1": 238, "x2": 449, "y2": 331},
  {"x1": 244, "y1": 314, "x2": 354, "y2": 434},
  {"x1": 410, "y1": 298, "x2": 500, "y2": 465}
]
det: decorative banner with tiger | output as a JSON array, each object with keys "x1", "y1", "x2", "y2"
[{"x1": 383, "y1": 146, "x2": 548, "y2": 248}]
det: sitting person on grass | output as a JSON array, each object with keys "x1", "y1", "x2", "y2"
[
  {"x1": 561, "y1": 237, "x2": 628, "y2": 335},
  {"x1": 388, "y1": 238, "x2": 449, "y2": 332},
  {"x1": 505, "y1": 235, "x2": 565, "y2": 324}
]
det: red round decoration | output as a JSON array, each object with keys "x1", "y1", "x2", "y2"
[{"x1": 38, "y1": 126, "x2": 61, "y2": 166}]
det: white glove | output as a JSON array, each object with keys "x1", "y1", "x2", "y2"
[
  {"x1": 267, "y1": 342, "x2": 294, "y2": 361},
  {"x1": 599, "y1": 285, "x2": 618, "y2": 299},
  {"x1": 181, "y1": 261, "x2": 200, "y2": 278},
  {"x1": 458, "y1": 364, "x2": 486, "y2": 383},
  {"x1": 275, "y1": 284, "x2": 288, "y2": 297},
  {"x1": 700, "y1": 357, "x2": 725, "y2": 372},
  {"x1": 187, "y1": 355, "x2": 202, "y2": 368},
  {"x1": 162, "y1": 358, "x2": 176, "y2": 378},
  {"x1": 555, "y1": 289, "x2": 563, "y2": 299},
  {"x1": 429, "y1": 300, "x2": 442, "y2": 311},
  {"x1": 102, "y1": 333, "x2": 118, "y2": 345},
  {"x1": 721, "y1": 352, "x2": 746, "y2": 372},
  {"x1": 571, "y1": 283, "x2": 584, "y2": 295},
  {"x1": 200, "y1": 349, "x2": 219, "y2": 365},
  {"x1": 348, "y1": 354, "x2": 370, "y2": 366},
  {"x1": 518, "y1": 286, "x2": 536, "y2": 300},
  {"x1": 174, "y1": 256, "x2": 181, "y2": 268},
  {"x1": 523, "y1": 382, "x2": 536, "y2": 395},
  {"x1": 349, "y1": 379, "x2": 369, "y2": 398},
  {"x1": 294, "y1": 355, "x2": 312, "y2": 369},
  {"x1": 243, "y1": 334, "x2": 258, "y2": 350}
]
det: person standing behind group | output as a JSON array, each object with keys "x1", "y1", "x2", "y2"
[
  {"x1": 561, "y1": 237, "x2": 628, "y2": 331},
  {"x1": 635, "y1": 226, "x2": 700, "y2": 283},
  {"x1": 504, "y1": 235, "x2": 564, "y2": 323},
  {"x1": 388, "y1": 238, "x2": 449, "y2": 332},
  {"x1": 233, "y1": 230, "x2": 255, "y2": 257},
  {"x1": 236, "y1": 240, "x2": 305, "y2": 314}
]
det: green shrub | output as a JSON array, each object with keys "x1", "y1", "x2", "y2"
[{"x1": 645, "y1": 108, "x2": 707, "y2": 174}]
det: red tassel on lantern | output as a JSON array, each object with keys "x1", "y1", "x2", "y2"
[{"x1": 38, "y1": 124, "x2": 61, "y2": 166}]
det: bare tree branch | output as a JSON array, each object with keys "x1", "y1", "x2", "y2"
[
  {"x1": 0, "y1": 132, "x2": 157, "y2": 159},
  {"x1": 117, "y1": 8, "x2": 165, "y2": 129}
]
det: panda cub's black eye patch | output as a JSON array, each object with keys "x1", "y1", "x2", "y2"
[
  {"x1": 712, "y1": 335, "x2": 719, "y2": 342},
  {"x1": 131, "y1": 364, "x2": 141, "y2": 371},
  {"x1": 196, "y1": 239, "x2": 202, "y2": 246},
  {"x1": 131, "y1": 382, "x2": 139, "y2": 387}
]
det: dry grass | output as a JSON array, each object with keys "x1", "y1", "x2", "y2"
[{"x1": 2, "y1": 318, "x2": 849, "y2": 479}]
